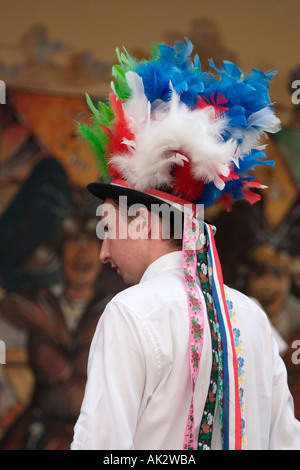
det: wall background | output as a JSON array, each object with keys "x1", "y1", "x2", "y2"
[
  {"x1": 1, "y1": 0, "x2": 300, "y2": 121},
  {"x1": 0, "y1": 0, "x2": 299, "y2": 449}
]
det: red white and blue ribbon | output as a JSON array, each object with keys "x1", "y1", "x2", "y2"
[
  {"x1": 182, "y1": 214, "x2": 242, "y2": 450},
  {"x1": 205, "y1": 222, "x2": 242, "y2": 450}
]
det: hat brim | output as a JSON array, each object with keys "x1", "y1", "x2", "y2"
[
  {"x1": 87, "y1": 182, "x2": 176, "y2": 212},
  {"x1": 87, "y1": 182, "x2": 210, "y2": 233}
]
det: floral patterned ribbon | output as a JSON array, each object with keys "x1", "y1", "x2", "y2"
[
  {"x1": 197, "y1": 226, "x2": 223, "y2": 450},
  {"x1": 182, "y1": 213, "x2": 242, "y2": 450}
]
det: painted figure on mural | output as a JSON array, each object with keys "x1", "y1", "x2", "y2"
[
  {"x1": 244, "y1": 244, "x2": 300, "y2": 342},
  {"x1": 241, "y1": 243, "x2": 300, "y2": 419},
  {"x1": 211, "y1": 64, "x2": 300, "y2": 420},
  {"x1": 0, "y1": 158, "x2": 124, "y2": 449}
]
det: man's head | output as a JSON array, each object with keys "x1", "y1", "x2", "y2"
[
  {"x1": 97, "y1": 197, "x2": 183, "y2": 285},
  {"x1": 80, "y1": 36, "x2": 280, "y2": 288}
]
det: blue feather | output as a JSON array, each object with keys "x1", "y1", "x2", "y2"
[
  {"x1": 235, "y1": 149, "x2": 274, "y2": 174},
  {"x1": 221, "y1": 60, "x2": 242, "y2": 80},
  {"x1": 173, "y1": 37, "x2": 194, "y2": 67},
  {"x1": 226, "y1": 105, "x2": 248, "y2": 128},
  {"x1": 103, "y1": 37, "x2": 279, "y2": 208},
  {"x1": 134, "y1": 38, "x2": 208, "y2": 107}
]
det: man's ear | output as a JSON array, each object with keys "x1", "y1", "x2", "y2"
[
  {"x1": 127, "y1": 206, "x2": 151, "y2": 240},
  {"x1": 139, "y1": 207, "x2": 152, "y2": 239}
]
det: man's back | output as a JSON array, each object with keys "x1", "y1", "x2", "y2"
[{"x1": 72, "y1": 251, "x2": 300, "y2": 450}]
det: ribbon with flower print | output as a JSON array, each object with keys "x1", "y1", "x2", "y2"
[
  {"x1": 182, "y1": 212, "x2": 205, "y2": 450},
  {"x1": 196, "y1": 223, "x2": 223, "y2": 450},
  {"x1": 182, "y1": 215, "x2": 243, "y2": 450}
]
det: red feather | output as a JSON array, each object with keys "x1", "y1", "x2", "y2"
[
  {"x1": 196, "y1": 96, "x2": 211, "y2": 110},
  {"x1": 106, "y1": 93, "x2": 136, "y2": 179},
  {"x1": 196, "y1": 93, "x2": 229, "y2": 118},
  {"x1": 242, "y1": 188, "x2": 261, "y2": 204},
  {"x1": 108, "y1": 93, "x2": 135, "y2": 156},
  {"x1": 172, "y1": 160, "x2": 204, "y2": 201},
  {"x1": 219, "y1": 168, "x2": 239, "y2": 182},
  {"x1": 243, "y1": 179, "x2": 263, "y2": 188},
  {"x1": 217, "y1": 193, "x2": 233, "y2": 212}
]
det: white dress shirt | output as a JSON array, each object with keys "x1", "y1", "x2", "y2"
[{"x1": 71, "y1": 251, "x2": 300, "y2": 450}]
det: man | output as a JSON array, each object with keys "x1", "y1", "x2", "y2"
[{"x1": 71, "y1": 38, "x2": 300, "y2": 450}]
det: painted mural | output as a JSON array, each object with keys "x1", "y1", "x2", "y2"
[
  {"x1": 0, "y1": 20, "x2": 299, "y2": 448},
  {"x1": 0, "y1": 91, "x2": 126, "y2": 449}
]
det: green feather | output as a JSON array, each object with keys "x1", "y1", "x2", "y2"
[
  {"x1": 77, "y1": 46, "x2": 137, "y2": 180},
  {"x1": 76, "y1": 94, "x2": 116, "y2": 181},
  {"x1": 77, "y1": 122, "x2": 110, "y2": 181},
  {"x1": 86, "y1": 93, "x2": 99, "y2": 120},
  {"x1": 112, "y1": 64, "x2": 131, "y2": 100},
  {"x1": 112, "y1": 47, "x2": 136, "y2": 100},
  {"x1": 116, "y1": 47, "x2": 136, "y2": 70},
  {"x1": 98, "y1": 101, "x2": 114, "y2": 127}
]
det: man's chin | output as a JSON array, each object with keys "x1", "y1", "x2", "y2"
[
  {"x1": 112, "y1": 266, "x2": 140, "y2": 286},
  {"x1": 120, "y1": 273, "x2": 136, "y2": 286}
]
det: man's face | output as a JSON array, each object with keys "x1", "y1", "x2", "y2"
[{"x1": 98, "y1": 198, "x2": 148, "y2": 285}]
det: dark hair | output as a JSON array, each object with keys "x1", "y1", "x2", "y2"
[{"x1": 112, "y1": 198, "x2": 183, "y2": 248}]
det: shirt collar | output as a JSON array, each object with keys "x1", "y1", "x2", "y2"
[{"x1": 140, "y1": 251, "x2": 182, "y2": 284}]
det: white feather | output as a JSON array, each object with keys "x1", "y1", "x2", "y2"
[
  {"x1": 247, "y1": 108, "x2": 281, "y2": 133},
  {"x1": 110, "y1": 87, "x2": 238, "y2": 191},
  {"x1": 231, "y1": 108, "x2": 281, "y2": 157},
  {"x1": 122, "y1": 71, "x2": 149, "y2": 126}
]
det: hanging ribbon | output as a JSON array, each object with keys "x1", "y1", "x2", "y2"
[
  {"x1": 182, "y1": 212, "x2": 205, "y2": 450},
  {"x1": 182, "y1": 214, "x2": 242, "y2": 450},
  {"x1": 204, "y1": 222, "x2": 242, "y2": 450},
  {"x1": 197, "y1": 223, "x2": 223, "y2": 449}
]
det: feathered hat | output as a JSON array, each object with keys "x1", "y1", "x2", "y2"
[
  {"x1": 79, "y1": 38, "x2": 281, "y2": 451},
  {"x1": 80, "y1": 37, "x2": 280, "y2": 212}
]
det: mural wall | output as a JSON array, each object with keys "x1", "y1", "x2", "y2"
[
  {"x1": 0, "y1": 90, "x2": 127, "y2": 449},
  {"x1": 0, "y1": 1, "x2": 299, "y2": 448}
]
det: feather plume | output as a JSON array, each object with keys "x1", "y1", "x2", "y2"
[
  {"x1": 79, "y1": 38, "x2": 280, "y2": 207},
  {"x1": 77, "y1": 93, "x2": 114, "y2": 181},
  {"x1": 110, "y1": 86, "x2": 237, "y2": 195}
]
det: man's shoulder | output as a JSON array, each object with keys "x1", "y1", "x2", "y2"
[{"x1": 107, "y1": 269, "x2": 186, "y2": 317}]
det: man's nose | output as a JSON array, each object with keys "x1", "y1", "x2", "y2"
[{"x1": 99, "y1": 238, "x2": 110, "y2": 264}]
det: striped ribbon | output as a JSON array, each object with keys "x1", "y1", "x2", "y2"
[{"x1": 205, "y1": 222, "x2": 242, "y2": 450}]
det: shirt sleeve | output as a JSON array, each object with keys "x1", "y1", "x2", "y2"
[{"x1": 71, "y1": 301, "x2": 149, "y2": 450}]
